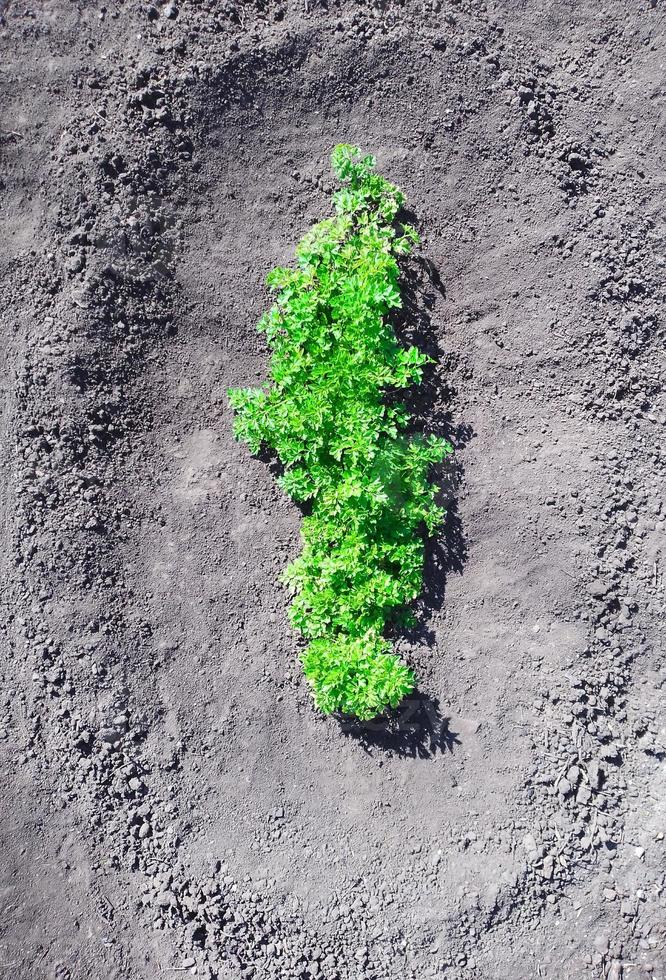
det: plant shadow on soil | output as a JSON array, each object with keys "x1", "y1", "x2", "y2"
[
  {"x1": 397, "y1": 249, "x2": 473, "y2": 635},
  {"x1": 339, "y1": 239, "x2": 473, "y2": 760},
  {"x1": 337, "y1": 691, "x2": 461, "y2": 760}
]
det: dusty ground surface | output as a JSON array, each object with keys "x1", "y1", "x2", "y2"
[{"x1": 1, "y1": 1, "x2": 665, "y2": 978}]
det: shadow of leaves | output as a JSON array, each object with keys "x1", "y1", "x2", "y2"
[{"x1": 337, "y1": 691, "x2": 461, "y2": 759}]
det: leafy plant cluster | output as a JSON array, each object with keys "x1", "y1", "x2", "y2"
[{"x1": 229, "y1": 145, "x2": 452, "y2": 720}]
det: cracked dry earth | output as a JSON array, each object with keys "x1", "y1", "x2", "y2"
[{"x1": 1, "y1": 1, "x2": 665, "y2": 979}]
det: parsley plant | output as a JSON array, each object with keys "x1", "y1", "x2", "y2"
[{"x1": 229, "y1": 145, "x2": 452, "y2": 720}]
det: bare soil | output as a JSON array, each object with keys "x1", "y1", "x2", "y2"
[{"x1": 0, "y1": 2, "x2": 664, "y2": 979}]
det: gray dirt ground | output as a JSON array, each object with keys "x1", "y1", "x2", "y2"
[{"x1": 0, "y1": 1, "x2": 664, "y2": 979}]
